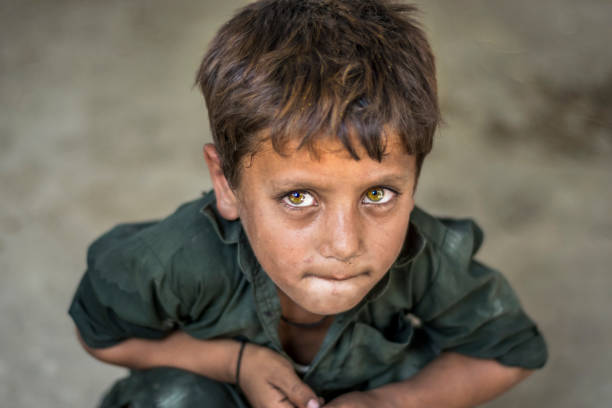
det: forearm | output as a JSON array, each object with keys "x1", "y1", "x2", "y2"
[
  {"x1": 370, "y1": 352, "x2": 533, "y2": 408},
  {"x1": 76, "y1": 328, "x2": 240, "y2": 383}
]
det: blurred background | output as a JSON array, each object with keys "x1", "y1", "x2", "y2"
[{"x1": 1, "y1": 0, "x2": 610, "y2": 406}]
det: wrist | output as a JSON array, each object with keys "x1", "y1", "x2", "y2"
[
  {"x1": 367, "y1": 381, "x2": 419, "y2": 408},
  {"x1": 159, "y1": 332, "x2": 243, "y2": 383},
  {"x1": 234, "y1": 340, "x2": 247, "y2": 388}
]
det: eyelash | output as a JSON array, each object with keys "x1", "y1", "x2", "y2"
[
  {"x1": 279, "y1": 187, "x2": 401, "y2": 209},
  {"x1": 362, "y1": 187, "x2": 400, "y2": 206}
]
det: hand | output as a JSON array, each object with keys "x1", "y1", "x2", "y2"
[
  {"x1": 323, "y1": 390, "x2": 393, "y2": 408},
  {"x1": 239, "y1": 343, "x2": 323, "y2": 408}
]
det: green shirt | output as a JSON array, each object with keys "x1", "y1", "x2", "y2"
[{"x1": 69, "y1": 191, "x2": 547, "y2": 397}]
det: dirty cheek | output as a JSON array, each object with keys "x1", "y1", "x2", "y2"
[{"x1": 302, "y1": 255, "x2": 315, "y2": 265}]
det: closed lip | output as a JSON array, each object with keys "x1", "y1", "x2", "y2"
[{"x1": 306, "y1": 272, "x2": 366, "y2": 281}]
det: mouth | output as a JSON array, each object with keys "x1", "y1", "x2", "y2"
[{"x1": 305, "y1": 271, "x2": 368, "y2": 282}]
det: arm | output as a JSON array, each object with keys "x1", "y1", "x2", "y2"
[
  {"x1": 77, "y1": 328, "x2": 238, "y2": 383},
  {"x1": 326, "y1": 352, "x2": 532, "y2": 408},
  {"x1": 77, "y1": 328, "x2": 323, "y2": 408}
]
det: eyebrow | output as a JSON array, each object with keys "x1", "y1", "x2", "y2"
[{"x1": 269, "y1": 173, "x2": 413, "y2": 193}]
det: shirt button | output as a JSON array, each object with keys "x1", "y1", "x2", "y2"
[
  {"x1": 406, "y1": 313, "x2": 422, "y2": 328},
  {"x1": 162, "y1": 318, "x2": 177, "y2": 330}
]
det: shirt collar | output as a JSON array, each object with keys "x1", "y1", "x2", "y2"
[
  {"x1": 366, "y1": 221, "x2": 427, "y2": 301},
  {"x1": 393, "y1": 221, "x2": 427, "y2": 267},
  {"x1": 200, "y1": 193, "x2": 257, "y2": 283},
  {"x1": 199, "y1": 192, "x2": 243, "y2": 245}
]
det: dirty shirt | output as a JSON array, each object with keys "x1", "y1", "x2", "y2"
[{"x1": 69, "y1": 191, "x2": 547, "y2": 397}]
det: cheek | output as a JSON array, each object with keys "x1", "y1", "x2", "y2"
[
  {"x1": 242, "y1": 209, "x2": 313, "y2": 273},
  {"x1": 372, "y1": 232, "x2": 403, "y2": 264},
  {"x1": 368, "y1": 214, "x2": 411, "y2": 266}
]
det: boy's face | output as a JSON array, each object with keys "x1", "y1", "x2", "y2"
[{"x1": 209, "y1": 134, "x2": 417, "y2": 316}]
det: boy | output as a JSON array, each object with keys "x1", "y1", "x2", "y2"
[{"x1": 69, "y1": 1, "x2": 547, "y2": 407}]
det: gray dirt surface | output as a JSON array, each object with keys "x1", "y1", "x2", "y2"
[{"x1": 1, "y1": 0, "x2": 610, "y2": 407}]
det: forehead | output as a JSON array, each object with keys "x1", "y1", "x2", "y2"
[{"x1": 240, "y1": 133, "x2": 416, "y2": 188}]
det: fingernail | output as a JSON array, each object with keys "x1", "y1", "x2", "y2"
[{"x1": 307, "y1": 399, "x2": 321, "y2": 408}]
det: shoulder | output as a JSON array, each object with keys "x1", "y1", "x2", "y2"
[
  {"x1": 86, "y1": 191, "x2": 242, "y2": 293},
  {"x1": 384, "y1": 206, "x2": 488, "y2": 307},
  {"x1": 410, "y1": 205, "x2": 485, "y2": 268}
]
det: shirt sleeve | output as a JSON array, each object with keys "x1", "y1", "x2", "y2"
[
  {"x1": 69, "y1": 222, "x2": 208, "y2": 348},
  {"x1": 411, "y1": 219, "x2": 548, "y2": 369}
]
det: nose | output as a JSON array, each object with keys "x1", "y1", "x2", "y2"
[{"x1": 319, "y1": 205, "x2": 363, "y2": 263}]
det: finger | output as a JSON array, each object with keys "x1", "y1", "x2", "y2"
[
  {"x1": 268, "y1": 385, "x2": 297, "y2": 408},
  {"x1": 278, "y1": 395, "x2": 297, "y2": 408},
  {"x1": 275, "y1": 371, "x2": 321, "y2": 408}
]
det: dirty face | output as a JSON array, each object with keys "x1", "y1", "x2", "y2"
[{"x1": 232, "y1": 135, "x2": 417, "y2": 316}]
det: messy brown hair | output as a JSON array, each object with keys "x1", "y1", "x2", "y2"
[{"x1": 196, "y1": 0, "x2": 440, "y2": 187}]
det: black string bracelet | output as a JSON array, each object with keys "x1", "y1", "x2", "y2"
[{"x1": 235, "y1": 340, "x2": 247, "y2": 393}]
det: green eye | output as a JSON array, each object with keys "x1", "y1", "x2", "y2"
[
  {"x1": 288, "y1": 192, "x2": 306, "y2": 205},
  {"x1": 283, "y1": 191, "x2": 316, "y2": 207},
  {"x1": 363, "y1": 187, "x2": 396, "y2": 205},
  {"x1": 366, "y1": 188, "x2": 384, "y2": 202}
]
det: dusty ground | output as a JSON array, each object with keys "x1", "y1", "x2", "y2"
[{"x1": 1, "y1": 0, "x2": 611, "y2": 406}]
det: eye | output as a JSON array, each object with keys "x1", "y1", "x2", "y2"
[
  {"x1": 362, "y1": 187, "x2": 394, "y2": 204},
  {"x1": 282, "y1": 191, "x2": 316, "y2": 208}
]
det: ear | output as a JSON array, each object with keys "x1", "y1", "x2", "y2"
[{"x1": 203, "y1": 144, "x2": 240, "y2": 220}]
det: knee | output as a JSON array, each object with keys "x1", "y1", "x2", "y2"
[
  {"x1": 150, "y1": 368, "x2": 238, "y2": 408},
  {"x1": 102, "y1": 367, "x2": 242, "y2": 408}
]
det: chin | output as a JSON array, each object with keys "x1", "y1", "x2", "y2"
[{"x1": 299, "y1": 289, "x2": 367, "y2": 316}]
